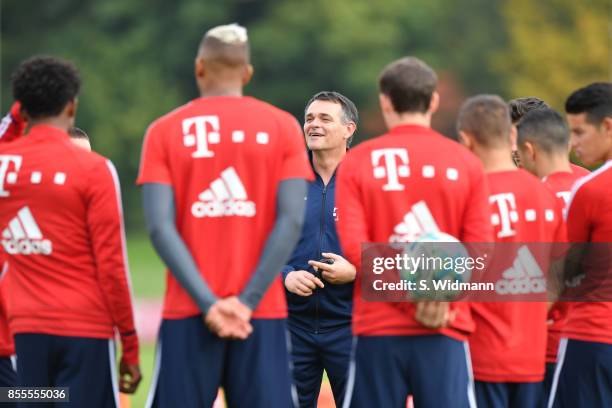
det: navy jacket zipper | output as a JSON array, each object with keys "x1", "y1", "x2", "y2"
[{"x1": 315, "y1": 184, "x2": 327, "y2": 334}]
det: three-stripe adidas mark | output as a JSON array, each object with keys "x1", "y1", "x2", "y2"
[
  {"x1": 495, "y1": 245, "x2": 545, "y2": 295},
  {"x1": 389, "y1": 201, "x2": 440, "y2": 243},
  {"x1": 191, "y1": 167, "x2": 256, "y2": 218},
  {"x1": 2, "y1": 206, "x2": 52, "y2": 255}
]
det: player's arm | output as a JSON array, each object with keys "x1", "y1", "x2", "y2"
[
  {"x1": 562, "y1": 185, "x2": 593, "y2": 292},
  {"x1": 87, "y1": 160, "x2": 141, "y2": 393},
  {"x1": 239, "y1": 178, "x2": 308, "y2": 309},
  {"x1": 142, "y1": 183, "x2": 219, "y2": 313},
  {"x1": 0, "y1": 102, "x2": 26, "y2": 143}
]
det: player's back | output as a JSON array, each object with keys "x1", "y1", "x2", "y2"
[
  {"x1": 138, "y1": 96, "x2": 312, "y2": 319},
  {"x1": 336, "y1": 124, "x2": 492, "y2": 340},
  {"x1": 0, "y1": 124, "x2": 129, "y2": 338},
  {"x1": 470, "y1": 169, "x2": 564, "y2": 382}
]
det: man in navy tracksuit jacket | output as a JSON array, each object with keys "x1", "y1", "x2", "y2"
[{"x1": 282, "y1": 91, "x2": 358, "y2": 408}]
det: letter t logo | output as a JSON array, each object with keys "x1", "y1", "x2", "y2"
[{"x1": 371, "y1": 148, "x2": 409, "y2": 191}]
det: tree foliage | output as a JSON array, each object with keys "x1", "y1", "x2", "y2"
[{"x1": 1, "y1": 0, "x2": 609, "y2": 228}]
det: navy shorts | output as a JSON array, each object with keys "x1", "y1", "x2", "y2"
[
  {"x1": 289, "y1": 323, "x2": 352, "y2": 407},
  {"x1": 544, "y1": 362, "x2": 556, "y2": 401},
  {"x1": 0, "y1": 356, "x2": 16, "y2": 387},
  {"x1": 342, "y1": 334, "x2": 476, "y2": 408},
  {"x1": 15, "y1": 333, "x2": 118, "y2": 408},
  {"x1": 146, "y1": 316, "x2": 296, "y2": 408},
  {"x1": 0, "y1": 356, "x2": 16, "y2": 408},
  {"x1": 548, "y1": 338, "x2": 612, "y2": 408},
  {"x1": 475, "y1": 380, "x2": 544, "y2": 408}
]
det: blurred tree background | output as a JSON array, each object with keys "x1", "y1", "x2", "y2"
[{"x1": 2, "y1": 0, "x2": 610, "y2": 230}]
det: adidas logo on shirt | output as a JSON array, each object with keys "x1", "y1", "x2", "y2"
[
  {"x1": 389, "y1": 201, "x2": 440, "y2": 242},
  {"x1": 1, "y1": 206, "x2": 52, "y2": 255},
  {"x1": 495, "y1": 245, "x2": 546, "y2": 295},
  {"x1": 191, "y1": 167, "x2": 256, "y2": 218}
]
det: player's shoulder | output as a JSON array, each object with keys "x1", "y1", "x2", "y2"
[
  {"x1": 242, "y1": 96, "x2": 300, "y2": 125},
  {"x1": 570, "y1": 161, "x2": 612, "y2": 199},
  {"x1": 62, "y1": 140, "x2": 111, "y2": 170},
  {"x1": 146, "y1": 100, "x2": 195, "y2": 132}
]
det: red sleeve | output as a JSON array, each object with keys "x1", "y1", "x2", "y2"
[
  {"x1": 460, "y1": 159, "x2": 494, "y2": 242},
  {"x1": 87, "y1": 160, "x2": 139, "y2": 365},
  {"x1": 136, "y1": 121, "x2": 172, "y2": 185},
  {"x1": 336, "y1": 152, "x2": 368, "y2": 270},
  {"x1": 566, "y1": 186, "x2": 591, "y2": 242},
  {"x1": 279, "y1": 115, "x2": 314, "y2": 181},
  {"x1": 0, "y1": 102, "x2": 27, "y2": 144}
]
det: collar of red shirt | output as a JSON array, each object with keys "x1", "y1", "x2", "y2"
[
  {"x1": 28, "y1": 124, "x2": 71, "y2": 141},
  {"x1": 388, "y1": 123, "x2": 431, "y2": 135}
]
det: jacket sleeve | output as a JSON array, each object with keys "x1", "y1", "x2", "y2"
[{"x1": 87, "y1": 159, "x2": 139, "y2": 365}]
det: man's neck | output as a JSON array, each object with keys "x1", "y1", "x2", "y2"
[
  {"x1": 312, "y1": 148, "x2": 346, "y2": 185},
  {"x1": 27, "y1": 117, "x2": 71, "y2": 133},
  {"x1": 199, "y1": 83, "x2": 243, "y2": 97},
  {"x1": 384, "y1": 112, "x2": 431, "y2": 130},
  {"x1": 475, "y1": 146, "x2": 517, "y2": 173},
  {"x1": 537, "y1": 153, "x2": 572, "y2": 178}
]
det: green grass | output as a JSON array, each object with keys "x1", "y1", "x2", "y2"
[{"x1": 126, "y1": 232, "x2": 166, "y2": 298}]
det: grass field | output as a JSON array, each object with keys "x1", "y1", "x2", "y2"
[{"x1": 127, "y1": 232, "x2": 166, "y2": 299}]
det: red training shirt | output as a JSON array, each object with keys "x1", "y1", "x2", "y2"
[
  {"x1": 336, "y1": 124, "x2": 493, "y2": 341},
  {"x1": 563, "y1": 161, "x2": 612, "y2": 344},
  {"x1": 0, "y1": 125, "x2": 139, "y2": 364},
  {"x1": 469, "y1": 170, "x2": 565, "y2": 382},
  {"x1": 542, "y1": 168, "x2": 588, "y2": 363},
  {"x1": 137, "y1": 96, "x2": 313, "y2": 319}
]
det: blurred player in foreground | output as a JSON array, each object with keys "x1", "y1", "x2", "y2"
[
  {"x1": 0, "y1": 56, "x2": 140, "y2": 407},
  {"x1": 137, "y1": 24, "x2": 312, "y2": 407}
]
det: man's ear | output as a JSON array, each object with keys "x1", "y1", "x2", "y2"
[
  {"x1": 242, "y1": 64, "x2": 253, "y2": 86},
  {"x1": 601, "y1": 116, "x2": 612, "y2": 138},
  {"x1": 194, "y1": 57, "x2": 206, "y2": 81},
  {"x1": 510, "y1": 125, "x2": 518, "y2": 151},
  {"x1": 379, "y1": 93, "x2": 394, "y2": 115},
  {"x1": 344, "y1": 122, "x2": 357, "y2": 142},
  {"x1": 458, "y1": 131, "x2": 473, "y2": 150},
  {"x1": 523, "y1": 141, "x2": 536, "y2": 160},
  {"x1": 428, "y1": 91, "x2": 440, "y2": 115},
  {"x1": 65, "y1": 98, "x2": 78, "y2": 119}
]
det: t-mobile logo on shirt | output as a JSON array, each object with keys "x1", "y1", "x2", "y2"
[
  {"x1": 182, "y1": 116, "x2": 221, "y2": 158},
  {"x1": 490, "y1": 193, "x2": 518, "y2": 238},
  {"x1": 0, "y1": 155, "x2": 22, "y2": 197},
  {"x1": 371, "y1": 148, "x2": 410, "y2": 191}
]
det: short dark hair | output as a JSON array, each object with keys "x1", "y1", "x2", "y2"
[
  {"x1": 517, "y1": 108, "x2": 569, "y2": 153},
  {"x1": 457, "y1": 94, "x2": 512, "y2": 148},
  {"x1": 68, "y1": 127, "x2": 89, "y2": 140},
  {"x1": 11, "y1": 56, "x2": 80, "y2": 120},
  {"x1": 304, "y1": 91, "x2": 359, "y2": 147},
  {"x1": 565, "y1": 82, "x2": 612, "y2": 125},
  {"x1": 508, "y1": 97, "x2": 549, "y2": 124},
  {"x1": 379, "y1": 57, "x2": 437, "y2": 114}
]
